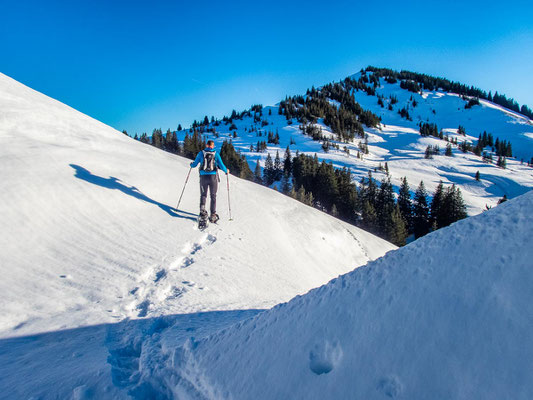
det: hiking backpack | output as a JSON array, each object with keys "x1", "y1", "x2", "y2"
[{"x1": 201, "y1": 150, "x2": 217, "y2": 172}]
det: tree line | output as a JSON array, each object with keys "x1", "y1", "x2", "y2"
[
  {"x1": 365, "y1": 66, "x2": 533, "y2": 119},
  {"x1": 417, "y1": 122, "x2": 515, "y2": 167},
  {"x1": 278, "y1": 80, "x2": 381, "y2": 142},
  {"x1": 257, "y1": 147, "x2": 468, "y2": 246},
  {"x1": 132, "y1": 126, "x2": 471, "y2": 246}
]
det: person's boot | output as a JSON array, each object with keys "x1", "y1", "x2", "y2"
[
  {"x1": 198, "y1": 209, "x2": 209, "y2": 229},
  {"x1": 209, "y1": 213, "x2": 219, "y2": 223}
]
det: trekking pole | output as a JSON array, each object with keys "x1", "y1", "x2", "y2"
[
  {"x1": 226, "y1": 173, "x2": 233, "y2": 221},
  {"x1": 176, "y1": 167, "x2": 192, "y2": 210}
]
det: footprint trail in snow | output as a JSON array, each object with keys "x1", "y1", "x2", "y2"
[{"x1": 127, "y1": 231, "x2": 218, "y2": 318}]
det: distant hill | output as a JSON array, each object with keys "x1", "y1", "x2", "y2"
[{"x1": 135, "y1": 67, "x2": 533, "y2": 245}]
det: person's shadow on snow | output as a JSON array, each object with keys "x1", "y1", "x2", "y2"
[{"x1": 70, "y1": 164, "x2": 197, "y2": 221}]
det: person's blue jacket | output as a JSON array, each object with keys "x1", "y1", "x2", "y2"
[{"x1": 190, "y1": 147, "x2": 228, "y2": 175}]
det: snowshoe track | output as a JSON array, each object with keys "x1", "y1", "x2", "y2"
[{"x1": 128, "y1": 232, "x2": 218, "y2": 318}]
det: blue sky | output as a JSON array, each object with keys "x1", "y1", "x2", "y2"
[{"x1": 1, "y1": 0, "x2": 532, "y2": 135}]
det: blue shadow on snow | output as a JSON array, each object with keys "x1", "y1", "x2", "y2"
[
  {"x1": 70, "y1": 164, "x2": 197, "y2": 220},
  {"x1": 0, "y1": 309, "x2": 263, "y2": 399}
]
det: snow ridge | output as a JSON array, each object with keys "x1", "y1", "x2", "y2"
[{"x1": 132, "y1": 190, "x2": 533, "y2": 399}]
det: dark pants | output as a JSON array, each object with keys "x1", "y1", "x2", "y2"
[{"x1": 200, "y1": 174, "x2": 218, "y2": 214}]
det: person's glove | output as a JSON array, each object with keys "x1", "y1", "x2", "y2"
[
  {"x1": 190, "y1": 162, "x2": 194, "y2": 167},
  {"x1": 226, "y1": 169, "x2": 230, "y2": 175}
]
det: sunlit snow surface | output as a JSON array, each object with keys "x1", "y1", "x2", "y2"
[
  {"x1": 162, "y1": 191, "x2": 533, "y2": 400},
  {"x1": 0, "y1": 73, "x2": 394, "y2": 398},
  {"x1": 1, "y1": 71, "x2": 532, "y2": 399}
]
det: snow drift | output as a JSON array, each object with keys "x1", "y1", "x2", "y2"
[{"x1": 142, "y1": 190, "x2": 533, "y2": 399}]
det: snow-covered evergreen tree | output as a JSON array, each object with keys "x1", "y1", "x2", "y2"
[{"x1": 413, "y1": 181, "x2": 430, "y2": 238}]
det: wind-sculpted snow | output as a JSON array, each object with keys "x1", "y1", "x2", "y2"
[{"x1": 138, "y1": 190, "x2": 533, "y2": 399}]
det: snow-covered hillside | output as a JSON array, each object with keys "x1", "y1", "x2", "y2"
[
  {"x1": 0, "y1": 73, "x2": 395, "y2": 398},
  {"x1": 120, "y1": 189, "x2": 533, "y2": 400},
  {"x1": 1, "y1": 69, "x2": 532, "y2": 399},
  {"x1": 0, "y1": 72, "x2": 395, "y2": 337},
  {"x1": 179, "y1": 71, "x2": 533, "y2": 214}
]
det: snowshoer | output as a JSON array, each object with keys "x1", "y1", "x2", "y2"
[{"x1": 190, "y1": 140, "x2": 229, "y2": 226}]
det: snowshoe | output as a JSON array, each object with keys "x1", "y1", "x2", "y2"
[
  {"x1": 209, "y1": 213, "x2": 220, "y2": 224},
  {"x1": 198, "y1": 210, "x2": 208, "y2": 230}
]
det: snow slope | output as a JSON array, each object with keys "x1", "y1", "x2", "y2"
[
  {"x1": 180, "y1": 72, "x2": 533, "y2": 215},
  {"x1": 0, "y1": 73, "x2": 395, "y2": 398},
  {"x1": 1, "y1": 69, "x2": 531, "y2": 399},
  {"x1": 131, "y1": 189, "x2": 533, "y2": 400},
  {"x1": 0, "y1": 72, "x2": 395, "y2": 337}
]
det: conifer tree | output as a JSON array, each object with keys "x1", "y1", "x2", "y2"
[
  {"x1": 431, "y1": 181, "x2": 444, "y2": 228},
  {"x1": 281, "y1": 173, "x2": 292, "y2": 194},
  {"x1": 453, "y1": 186, "x2": 468, "y2": 221},
  {"x1": 412, "y1": 181, "x2": 430, "y2": 238},
  {"x1": 361, "y1": 200, "x2": 378, "y2": 234},
  {"x1": 283, "y1": 146, "x2": 292, "y2": 175},
  {"x1": 220, "y1": 140, "x2": 244, "y2": 176},
  {"x1": 398, "y1": 177, "x2": 412, "y2": 231},
  {"x1": 439, "y1": 184, "x2": 467, "y2": 227},
  {"x1": 306, "y1": 191, "x2": 314, "y2": 206},
  {"x1": 164, "y1": 129, "x2": 178, "y2": 153},
  {"x1": 183, "y1": 130, "x2": 204, "y2": 159},
  {"x1": 445, "y1": 143, "x2": 453, "y2": 157},
  {"x1": 376, "y1": 176, "x2": 395, "y2": 236},
  {"x1": 314, "y1": 161, "x2": 339, "y2": 211},
  {"x1": 361, "y1": 171, "x2": 378, "y2": 209},
  {"x1": 254, "y1": 160, "x2": 262, "y2": 184},
  {"x1": 388, "y1": 204, "x2": 408, "y2": 246},
  {"x1": 475, "y1": 171, "x2": 480, "y2": 181},
  {"x1": 151, "y1": 128, "x2": 164, "y2": 149},
  {"x1": 296, "y1": 185, "x2": 306, "y2": 203},
  {"x1": 263, "y1": 153, "x2": 275, "y2": 186},
  {"x1": 289, "y1": 186, "x2": 297, "y2": 199},
  {"x1": 238, "y1": 156, "x2": 254, "y2": 180},
  {"x1": 274, "y1": 150, "x2": 283, "y2": 181},
  {"x1": 424, "y1": 146, "x2": 433, "y2": 159},
  {"x1": 335, "y1": 167, "x2": 358, "y2": 222}
]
